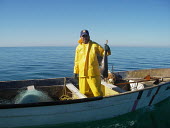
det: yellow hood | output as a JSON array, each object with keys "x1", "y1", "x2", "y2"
[{"x1": 78, "y1": 38, "x2": 83, "y2": 44}]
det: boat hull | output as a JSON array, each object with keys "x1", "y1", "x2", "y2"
[{"x1": 0, "y1": 68, "x2": 170, "y2": 128}]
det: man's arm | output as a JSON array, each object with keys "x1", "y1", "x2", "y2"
[{"x1": 74, "y1": 47, "x2": 79, "y2": 74}]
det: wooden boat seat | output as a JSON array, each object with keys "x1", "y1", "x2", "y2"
[
  {"x1": 66, "y1": 83, "x2": 87, "y2": 99},
  {"x1": 140, "y1": 81, "x2": 155, "y2": 87},
  {"x1": 162, "y1": 78, "x2": 170, "y2": 82},
  {"x1": 101, "y1": 81, "x2": 126, "y2": 93}
]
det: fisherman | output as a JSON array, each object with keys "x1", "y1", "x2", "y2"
[{"x1": 74, "y1": 30, "x2": 111, "y2": 97}]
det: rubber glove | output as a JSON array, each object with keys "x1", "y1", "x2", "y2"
[
  {"x1": 74, "y1": 74, "x2": 78, "y2": 79},
  {"x1": 105, "y1": 44, "x2": 110, "y2": 52}
]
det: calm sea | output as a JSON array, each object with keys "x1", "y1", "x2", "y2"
[{"x1": 0, "y1": 46, "x2": 170, "y2": 128}]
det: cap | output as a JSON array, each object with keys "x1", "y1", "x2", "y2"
[{"x1": 80, "y1": 30, "x2": 89, "y2": 37}]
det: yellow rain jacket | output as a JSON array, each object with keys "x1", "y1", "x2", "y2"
[
  {"x1": 74, "y1": 39, "x2": 111, "y2": 97},
  {"x1": 74, "y1": 40, "x2": 105, "y2": 77}
]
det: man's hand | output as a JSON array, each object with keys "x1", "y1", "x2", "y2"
[
  {"x1": 73, "y1": 74, "x2": 78, "y2": 79},
  {"x1": 104, "y1": 44, "x2": 110, "y2": 52}
]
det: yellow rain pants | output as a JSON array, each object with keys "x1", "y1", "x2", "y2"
[{"x1": 79, "y1": 76, "x2": 103, "y2": 97}]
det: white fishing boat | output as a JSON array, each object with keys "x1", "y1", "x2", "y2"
[{"x1": 0, "y1": 68, "x2": 170, "y2": 128}]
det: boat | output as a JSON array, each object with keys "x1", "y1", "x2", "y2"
[{"x1": 0, "y1": 68, "x2": 170, "y2": 128}]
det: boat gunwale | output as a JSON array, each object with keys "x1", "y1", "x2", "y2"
[
  {"x1": 0, "y1": 96, "x2": 103, "y2": 109},
  {"x1": 104, "y1": 81, "x2": 170, "y2": 98}
]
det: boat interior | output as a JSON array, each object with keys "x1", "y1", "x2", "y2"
[{"x1": 0, "y1": 68, "x2": 170, "y2": 105}]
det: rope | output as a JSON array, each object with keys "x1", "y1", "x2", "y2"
[{"x1": 59, "y1": 77, "x2": 73, "y2": 100}]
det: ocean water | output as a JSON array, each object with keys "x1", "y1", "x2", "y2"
[{"x1": 0, "y1": 46, "x2": 170, "y2": 128}]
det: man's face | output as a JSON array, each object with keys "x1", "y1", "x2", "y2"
[{"x1": 81, "y1": 35, "x2": 90, "y2": 44}]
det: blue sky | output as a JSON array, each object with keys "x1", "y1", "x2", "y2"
[{"x1": 0, "y1": 0, "x2": 170, "y2": 47}]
